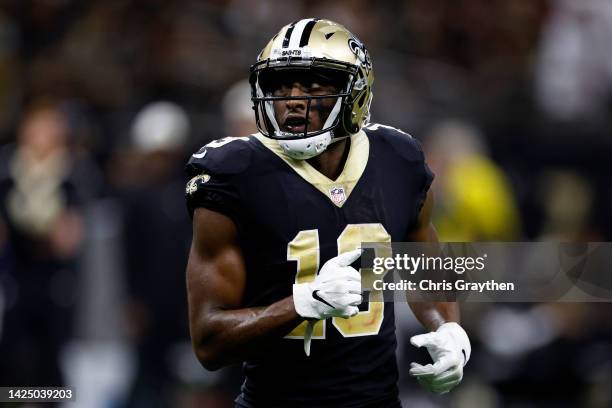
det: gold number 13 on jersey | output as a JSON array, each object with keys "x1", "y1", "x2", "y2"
[{"x1": 285, "y1": 224, "x2": 391, "y2": 339}]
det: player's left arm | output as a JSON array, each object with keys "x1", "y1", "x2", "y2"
[{"x1": 406, "y1": 189, "x2": 471, "y2": 394}]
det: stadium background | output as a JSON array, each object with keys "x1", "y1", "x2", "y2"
[{"x1": 0, "y1": 0, "x2": 611, "y2": 407}]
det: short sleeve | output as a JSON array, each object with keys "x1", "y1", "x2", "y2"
[
  {"x1": 184, "y1": 136, "x2": 254, "y2": 224},
  {"x1": 185, "y1": 172, "x2": 241, "y2": 221}
]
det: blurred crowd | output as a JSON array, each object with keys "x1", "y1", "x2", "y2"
[{"x1": 0, "y1": 1, "x2": 611, "y2": 407}]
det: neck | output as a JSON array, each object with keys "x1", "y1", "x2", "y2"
[{"x1": 306, "y1": 137, "x2": 350, "y2": 180}]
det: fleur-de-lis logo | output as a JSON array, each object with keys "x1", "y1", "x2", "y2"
[
  {"x1": 348, "y1": 37, "x2": 372, "y2": 75},
  {"x1": 186, "y1": 174, "x2": 211, "y2": 195}
]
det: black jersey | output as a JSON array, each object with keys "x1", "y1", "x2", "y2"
[{"x1": 185, "y1": 123, "x2": 433, "y2": 408}]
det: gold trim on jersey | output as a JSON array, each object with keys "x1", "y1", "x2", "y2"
[{"x1": 254, "y1": 131, "x2": 369, "y2": 208}]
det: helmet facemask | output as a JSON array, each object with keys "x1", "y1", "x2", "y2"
[{"x1": 253, "y1": 65, "x2": 355, "y2": 129}]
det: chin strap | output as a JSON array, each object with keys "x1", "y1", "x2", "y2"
[
  {"x1": 321, "y1": 97, "x2": 342, "y2": 130},
  {"x1": 258, "y1": 82, "x2": 282, "y2": 133},
  {"x1": 330, "y1": 134, "x2": 349, "y2": 144}
]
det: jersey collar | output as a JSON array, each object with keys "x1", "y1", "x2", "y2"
[{"x1": 254, "y1": 131, "x2": 369, "y2": 208}]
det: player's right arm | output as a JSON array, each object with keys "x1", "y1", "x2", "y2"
[
  {"x1": 187, "y1": 206, "x2": 362, "y2": 369},
  {"x1": 187, "y1": 206, "x2": 302, "y2": 370},
  {"x1": 188, "y1": 206, "x2": 364, "y2": 368}
]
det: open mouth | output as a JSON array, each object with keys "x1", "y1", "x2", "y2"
[{"x1": 283, "y1": 116, "x2": 308, "y2": 133}]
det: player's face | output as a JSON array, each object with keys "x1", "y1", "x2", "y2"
[{"x1": 269, "y1": 70, "x2": 341, "y2": 134}]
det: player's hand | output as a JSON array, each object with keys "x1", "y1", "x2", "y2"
[
  {"x1": 293, "y1": 249, "x2": 362, "y2": 320},
  {"x1": 409, "y1": 322, "x2": 471, "y2": 394}
]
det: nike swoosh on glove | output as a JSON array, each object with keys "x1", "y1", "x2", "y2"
[{"x1": 409, "y1": 322, "x2": 471, "y2": 394}]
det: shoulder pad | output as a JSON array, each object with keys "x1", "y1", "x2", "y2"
[
  {"x1": 185, "y1": 136, "x2": 255, "y2": 177},
  {"x1": 363, "y1": 123, "x2": 424, "y2": 162}
]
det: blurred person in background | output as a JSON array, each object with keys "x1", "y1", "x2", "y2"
[
  {"x1": 536, "y1": 0, "x2": 612, "y2": 121},
  {"x1": 222, "y1": 79, "x2": 258, "y2": 137},
  {"x1": 0, "y1": 99, "x2": 86, "y2": 387},
  {"x1": 536, "y1": 171, "x2": 598, "y2": 241},
  {"x1": 423, "y1": 119, "x2": 521, "y2": 242},
  {"x1": 117, "y1": 101, "x2": 219, "y2": 408}
]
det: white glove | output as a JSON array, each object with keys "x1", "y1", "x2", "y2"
[
  {"x1": 293, "y1": 249, "x2": 363, "y2": 320},
  {"x1": 409, "y1": 322, "x2": 471, "y2": 394}
]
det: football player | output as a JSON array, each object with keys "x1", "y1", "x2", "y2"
[{"x1": 185, "y1": 19, "x2": 470, "y2": 407}]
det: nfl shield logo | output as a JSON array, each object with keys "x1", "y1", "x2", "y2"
[{"x1": 329, "y1": 186, "x2": 346, "y2": 204}]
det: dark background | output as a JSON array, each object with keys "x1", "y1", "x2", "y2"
[{"x1": 0, "y1": 1, "x2": 611, "y2": 407}]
